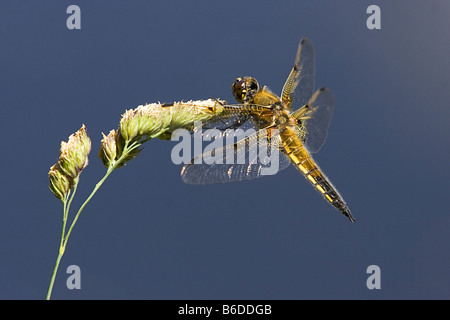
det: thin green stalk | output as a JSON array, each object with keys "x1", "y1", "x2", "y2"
[
  {"x1": 46, "y1": 192, "x2": 70, "y2": 300},
  {"x1": 63, "y1": 141, "x2": 141, "y2": 245},
  {"x1": 46, "y1": 141, "x2": 139, "y2": 300},
  {"x1": 46, "y1": 248, "x2": 64, "y2": 300},
  {"x1": 65, "y1": 181, "x2": 79, "y2": 221},
  {"x1": 62, "y1": 166, "x2": 114, "y2": 247}
]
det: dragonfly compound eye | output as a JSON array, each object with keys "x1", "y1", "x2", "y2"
[{"x1": 232, "y1": 77, "x2": 259, "y2": 103}]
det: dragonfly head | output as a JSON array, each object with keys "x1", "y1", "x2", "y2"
[{"x1": 232, "y1": 77, "x2": 259, "y2": 103}]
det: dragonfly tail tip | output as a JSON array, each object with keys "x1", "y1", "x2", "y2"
[
  {"x1": 343, "y1": 209, "x2": 356, "y2": 223},
  {"x1": 347, "y1": 214, "x2": 356, "y2": 223}
]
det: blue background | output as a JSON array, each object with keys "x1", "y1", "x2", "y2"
[{"x1": 1, "y1": 0, "x2": 449, "y2": 299}]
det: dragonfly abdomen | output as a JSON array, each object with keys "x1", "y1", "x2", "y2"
[{"x1": 281, "y1": 129, "x2": 355, "y2": 222}]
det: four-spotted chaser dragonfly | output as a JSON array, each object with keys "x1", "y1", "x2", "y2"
[{"x1": 179, "y1": 38, "x2": 354, "y2": 222}]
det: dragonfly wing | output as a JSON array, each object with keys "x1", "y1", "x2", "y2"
[
  {"x1": 181, "y1": 128, "x2": 290, "y2": 185},
  {"x1": 201, "y1": 103, "x2": 274, "y2": 131},
  {"x1": 292, "y1": 87, "x2": 334, "y2": 153},
  {"x1": 201, "y1": 104, "x2": 248, "y2": 131},
  {"x1": 281, "y1": 37, "x2": 315, "y2": 111}
]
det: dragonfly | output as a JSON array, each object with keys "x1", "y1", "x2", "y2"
[{"x1": 158, "y1": 38, "x2": 354, "y2": 222}]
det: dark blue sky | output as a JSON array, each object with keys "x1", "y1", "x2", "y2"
[{"x1": 1, "y1": 1, "x2": 449, "y2": 299}]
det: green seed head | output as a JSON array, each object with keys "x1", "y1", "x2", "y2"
[
  {"x1": 57, "y1": 125, "x2": 91, "y2": 179},
  {"x1": 49, "y1": 125, "x2": 91, "y2": 200},
  {"x1": 48, "y1": 164, "x2": 71, "y2": 200},
  {"x1": 99, "y1": 129, "x2": 118, "y2": 167}
]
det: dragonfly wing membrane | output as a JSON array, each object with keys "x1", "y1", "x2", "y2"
[
  {"x1": 181, "y1": 129, "x2": 290, "y2": 185},
  {"x1": 292, "y1": 87, "x2": 334, "y2": 153},
  {"x1": 281, "y1": 37, "x2": 315, "y2": 111}
]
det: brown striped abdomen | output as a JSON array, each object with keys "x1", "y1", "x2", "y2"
[{"x1": 280, "y1": 127, "x2": 355, "y2": 222}]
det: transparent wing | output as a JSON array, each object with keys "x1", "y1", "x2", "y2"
[
  {"x1": 166, "y1": 102, "x2": 267, "y2": 142},
  {"x1": 156, "y1": 101, "x2": 254, "y2": 140},
  {"x1": 292, "y1": 87, "x2": 334, "y2": 153},
  {"x1": 201, "y1": 103, "x2": 250, "y2": 131},
  {"x1": 281, "y1": 37, "x2": 315, "y2": 111},
  {"x1": 181, "y1": 128, "x2": 291, "y2": 185},
  {"x1": 201, "y1": 103, "x2": 272, "y2": 132}
]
